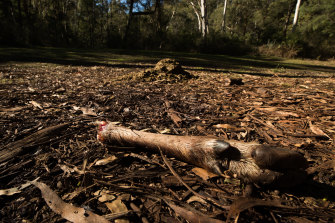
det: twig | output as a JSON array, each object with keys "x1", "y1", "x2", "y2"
[
  {"x1": 129, "y1": 153, "x2": 166, "y2": 169},
  {"x1": 269, "y1": 211, "x2": 279, "y2": 223},
  {"x1": 130, "y1": 202, "x2": 149, "y2": 223},
  {"x1": 103, "y1": 211, "x2": 134, "y2": 221},
  {"x1": 158, "y1": 147, "x2": 229, "y2": 210},
  {"x1": 248, "y1": 114, "x2": 283, "y2": 135}
]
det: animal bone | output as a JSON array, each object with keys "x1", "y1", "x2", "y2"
[{"x1": 97, "y1": 121, "x2": 307, "y2": 187}]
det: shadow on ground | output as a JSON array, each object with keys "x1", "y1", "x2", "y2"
[
  {"x1": 286, "y1": 179, "x2": 335, "y2": 202},
  {"x1": 1, "y1": 47, "x2": 334, "y2": 78}
]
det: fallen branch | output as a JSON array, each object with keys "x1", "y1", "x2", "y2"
[
  {"x1": 97, "y1": 122, "x2": 308, "y2": 187},
  {"x1": 0, "y1": 123, "x2": 69, "y2": 163}
]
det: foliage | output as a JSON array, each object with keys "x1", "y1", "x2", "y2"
[
  {"x1": 297, "y1": 0, "x2": 335, "y2": 58},
  {"x1": 0, "y1": 0, "x2": 334, "y2": 58}
]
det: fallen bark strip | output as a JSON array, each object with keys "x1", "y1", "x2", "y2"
[
  {"x1": 0, "y1": 123, "x2": 69, "y2": 163},
  {"x1": 97, "y1": 122, "x2": 308, "y2": 187}
]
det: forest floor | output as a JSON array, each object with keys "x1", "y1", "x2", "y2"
[{"x1": 0, "y1": 48, "x2": 335, "y2": 222}]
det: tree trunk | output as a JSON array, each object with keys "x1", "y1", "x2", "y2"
[
  {"x1": 124, "y1": 0, "x2": 134, "y2": 44},
  {"x1": 90, "y1": 0, "x2": 95, "y2": 47},
  {"x1": 190, "y1": 0, "x2": 208, "y2": 38},
  {"x1": 190, "y1": 1, "x2": 201, "y2": 32},
  {"x1": 200, "y1": 0, "x2": 208, "y2": 39},
  {"x1": 154, "y1": 0, "x2": 163, "y2": 48},
  {"x1": 292, "y1": 0, "x2": 301, "y2": 31},
  {"x1": 283, "y1": 0, "x2": 294, "y2": 40},
  {"x1": 221, "y1": 0, "x2": 228, "y2": 31}
]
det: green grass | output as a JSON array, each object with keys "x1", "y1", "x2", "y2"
[{"x1": 0, "y1": 47, "x2": 334, "y2": 76}]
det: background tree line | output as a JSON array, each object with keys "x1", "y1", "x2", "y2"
[{"x1": 1, "y1": 0, "x2": 334, "y2": 59}]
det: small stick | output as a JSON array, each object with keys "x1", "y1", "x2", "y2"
[
  {"x1": 159, "y1": 147, "x2": 230, "y2": 210},
  {"x1": 129, "y1": 202, "x2": 149, "y2": 223}
]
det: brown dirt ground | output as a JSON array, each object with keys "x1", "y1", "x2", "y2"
[{"x1": 0, "y1": 62, "x2": 335, "y2": 222}]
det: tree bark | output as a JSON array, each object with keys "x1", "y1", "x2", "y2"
[
  {"x1": 284, "y1": 2, "x2": 294, "y2": 40},
  {"x1": 200, "y1": 0, "x2": 208, "y2": 38},
  {"x1": 292, "y1": 0, "x2": 301, "y2": 31},
  {"x1": 190, "y1": 0, "x2": 208, "y2": 39},
  {"x1": 190, "y1": 1, "x2": 201, "y2": 32},
  {"x1": 221, "y1": 0, "x2": 228, "y2": 31}
]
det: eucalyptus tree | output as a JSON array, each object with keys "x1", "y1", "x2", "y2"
[
  {"x1": 189, "y1": 0, "x2": 208, "y2": 39},
  {"x1": 292, "y1": 0, "x2": 301, "y2": 31},
  {"x1": 221, "y1": 0, "x2": 228, "y2": 31}
]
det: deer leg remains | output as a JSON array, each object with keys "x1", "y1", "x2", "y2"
[{"x1": 97, "y1": 121, "x2": 308, "y2": 188}]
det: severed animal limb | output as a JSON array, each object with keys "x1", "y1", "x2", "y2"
[{"x1": 97, "y1": 121, "x2": 308, "y2": 188}]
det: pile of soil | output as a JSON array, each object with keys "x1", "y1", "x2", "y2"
[{"x1": 128, "y1": 58, "x2": 196, "y2": 82}]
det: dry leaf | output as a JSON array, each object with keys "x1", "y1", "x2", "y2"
[
  {"x1": 0, "y1": 187, "x2": 24, "y2": 196},
  {"x1": 227, "y1": 197, "x2": 285, "y2": 220},
  {"x1": 256, "y1": 88, "x2": 268, "y2": 94},
  {"x1": 105, "y1": 199, "x2": 129, "y2": 223},
  {"x1": 196, "y1": 125, "x2": 205, "y2": 132},
  {"x1": 0, "y1": 106, "x2": 26, "y2": 112},
  {"x1": 159, "y1": 128, "x2": 171, "y2": 134},
  {"x1": 256, "y1": 107, "x2": 299, "y2": 117},
  {"x1": 165, "y1": 101, "x2": 182, "y2": 127},
  {"x1": 95, "y1": 156, "x2": 117, "y2": 166},
  {"x1": 187, "y1": 196, "x2": 207, "y2": 205},
  {"x1": 212, "y1": 124, "x2": 235, "y2": 129},
  {"x1": 319, "y1": 99, "x2": 328, "y2": 104},
  {"x1": 80, "y1": 107, "x2": 97, "y2": 116},
  {"x1": 165, "y1": 201, "x2": 224, "y2": 223},
  {"x1": 94, "y1": 189, "x2": 116, "y2": 202},
  {"x1": 32, "y1": 181, "x2": 110, "y2": 223},
  {"x1": 59, "y1": 164, "x2": 86, "y2": 175},
  {"x1": 192, "y1": 167, "x2": 218, "y2": 180},
  {"x1": 166, "y1": 109, "x2": 182, "y2": 127},
  {"x1": 275, "y1": 111, "x2": 300, "y2": 118},
  {"x1": 59, "y1": 164, "x2": 75, "y2": 177},
  {"x1": 30, "y1": 100, "x2": 43, "y2": 109},
  {"x1": 28, "y1": 87, "x2": 36, "y2": 92},
  {"x1": 252, "y1": 101, "x2": 263, "y2": 106},
  {"x1": 62, "y1": 187, "x2": 86, "y2": 200},
  {"x1": 73, "y1": 106, "x2": 80, "y2": 111},
  {"x1": 255, "y1": 107, "x2": 277, "y2": 112},
  {"x1": 309, "y1": 120, "x2": 330, "y2": 139},
  {"x1": 239, "y1": 131, "x2": 248, "y2": 138},
  {"x1": 0, "y1": 178, "x2": 38, "y2": 196}
]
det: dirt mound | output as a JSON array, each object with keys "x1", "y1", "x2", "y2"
[{"x1": 130, "y1": 58, "x2": 196, "y2": 82}]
